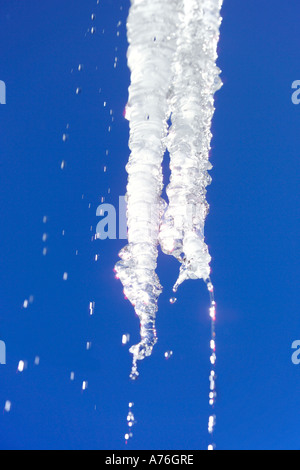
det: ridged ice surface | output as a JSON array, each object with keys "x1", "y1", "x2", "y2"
[
  {"x1": 115, "y1": 0, "x2": 223, "y2": 377},
  {"x1": 160, "y1": 0, "x2": 223, "y2": 291}
]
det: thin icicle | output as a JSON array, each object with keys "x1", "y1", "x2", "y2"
[{"x1": 160, "y1": 0, "x2": 223, "y2": 291}]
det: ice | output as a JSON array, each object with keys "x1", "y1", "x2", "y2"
[
  {"x1": 115, "y1": 0, "x2": 180, "y2": 376},
  {"x1": 116, "y1": 0, "x2": 223, "y2": 377},
  {"x1": 160, "y1": 0, "x2": 223, "y2": 289}
]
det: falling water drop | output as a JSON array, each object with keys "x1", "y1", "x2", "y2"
[
  {"x1": 34, "y1": 356, "x2": 40, "y2": 366},
  {"x1": 164, "y1": 351, "x2": 173, "y2": 360},
  {"x1": 17, "y1": 360, "x2": 26, "y2": 373},
  {"x1": 4, "y1": 401, "x2": 11, "y2": 413},
  {"x1": 89, "y1": 301, "x2": 95, "y2": 316},
  {"x1": 82, "y1": 381, "x2": 88, "y2": 391}
]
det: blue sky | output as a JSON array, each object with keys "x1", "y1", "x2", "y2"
[{"x1": 0, "y1": 0, "x2": 299, "y2": 450}]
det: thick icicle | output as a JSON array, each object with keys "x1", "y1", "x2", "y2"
[
  {"x1": 115, "y1": 0, "x2": 180, "y2": 378},
  {"x1": 159, "y1": 0, "x2": 223, "y2": 290}
]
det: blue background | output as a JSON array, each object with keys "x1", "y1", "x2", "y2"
[{"x1": 0, "y1": 0, "x2": 299, "y2": 450}]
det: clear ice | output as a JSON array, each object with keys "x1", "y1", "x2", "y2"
[{"x1": 115, "y1": 0, "x2": 223, "y2": 378}]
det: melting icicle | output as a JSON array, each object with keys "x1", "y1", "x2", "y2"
[
  {"x1": 115, "y1": 0, "x2": 180, "y2": 379},
  {"x1": 34, "y1": 356, "x2": 40, "y2": 366},
  {"x1": 159, "y1": 0, "x2": 223, "y2": 291},
  {"x1": 122, "y1": 334, "x2": 130, "y2": 345},
  {"x1": 82, "y1": 381, "x2": 88, "y2": 391},
  {"x1": 116, "y1": 0, "x2": 223, "y2": 384}
]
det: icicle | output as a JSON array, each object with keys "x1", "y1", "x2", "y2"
[
  {"x1": 116, "y1": 0, "x2": 223, "y2": 383},
  {"x1": 206, "y1": 277, "x2": 218, "y2": 449},
  {"x1": 115, "y1": 0, "x2": 180, "y2": 378},
  {"x1": 160, "y1": 0, "x2": 223, "y2": 290}
]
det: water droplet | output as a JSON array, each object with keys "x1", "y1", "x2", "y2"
[
  {"x1": 4, "y1": 401, "x2": 11, "y2": 413},
  {"x1": 164, "y1": 350, "x2": 173, "y2": 360},
  {"x1": 34, "y1": 356, "x2": 40, "y2": 366},
  {"x1": 122, "y1": 334, "x2": 130, "y2": 345}
]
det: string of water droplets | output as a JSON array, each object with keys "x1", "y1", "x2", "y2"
[
  {"x1": 125, "y1": 402, "x2": 136, "y2": 443},
  {"x1": 206, "y1": 278, "x2": 217, "y2": 450}
]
